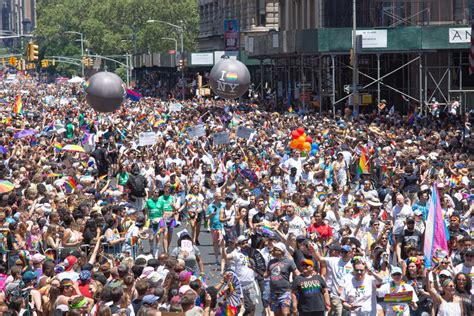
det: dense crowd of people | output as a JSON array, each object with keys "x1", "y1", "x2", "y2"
[{"x1": 0, "y1": 77, "x2": 472, "y2": 316}]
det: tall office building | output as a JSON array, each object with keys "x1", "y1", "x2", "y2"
[{"x1": 198, "y1": 0, "x2": 279, "y2": 51}]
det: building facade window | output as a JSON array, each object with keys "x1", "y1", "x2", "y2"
[{"x1": 257, "y1": 0, "x2": 266, "y2": 26}]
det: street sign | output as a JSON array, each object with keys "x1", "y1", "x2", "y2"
[
  {"x1": 344, "y1": 84, "x2": 364, "y2": 94},
  {"x1": 297, "y1": 83, "x2": 311, "y2": 88}
]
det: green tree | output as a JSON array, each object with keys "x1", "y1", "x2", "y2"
[{"x1": 35, "y1": 0, "x2": 199, "y2": 74}]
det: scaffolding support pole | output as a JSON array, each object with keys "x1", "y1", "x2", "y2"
[
  {"x1": 331, "y1": 55, "x2": 336, "y2": 117},
  {"x1": 448, "y1": 53, "x2": 451, "y2": 105},
  {"x1": 318, "y1": 56, "x2": 322, "y2": 114},
  {"x1": 419, "y1": 53, "x2": 423, "y2": 115},
  {"x1": 424, "y1": 53, "x2": 428, "y2": 116},
  {"x1": 377, "y1": 53, "x2": 381, "y2": 102}
]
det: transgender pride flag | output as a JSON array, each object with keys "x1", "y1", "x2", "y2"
[{"x1": 423, "y1": 183, "x2": 449, "y2": 268}]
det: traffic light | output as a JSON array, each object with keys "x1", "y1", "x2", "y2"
[
  {"x1": 27, "y1": 42, "x2": 39, "y2": 61},
  {"x1": 52, "y1": 59, "x2": 56, "y2": 66},
  {"x1": 82, "y1": 57, "x2": 93, "y2": 67},
  {"x1": 41, "y1": 60, "x2": 49, "y2": 68},
  {"x1": 178, "y1": 58, "x2": 184, "y2": 70},
  {"x1": 16, "y1": 59, "x2": 25, "y2": 71},
  {"x1": 8, "y1": 57, "x2": 17, "y2": 66},
  {"x1": 1, "y1": 58, "x2": 4, "y2": 66}
]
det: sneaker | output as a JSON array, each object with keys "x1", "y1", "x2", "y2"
[{"x1": 174, "y1": 221, "x2": 181, "y2": 228}]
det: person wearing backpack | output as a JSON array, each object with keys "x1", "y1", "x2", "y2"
[
  {"x1": 126, "y1": 163, "x2": 148, "y2": 212},
  {"x1": 6, "y1": 271, "x2": 42, "y2": 316}
]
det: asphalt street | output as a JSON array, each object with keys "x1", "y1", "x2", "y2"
[{"x1": 169, "y1": 226, "x2": 265, "y2": 315}]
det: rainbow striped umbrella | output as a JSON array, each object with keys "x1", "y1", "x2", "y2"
[
  {"x1": 0, "y1": 180, "x2": 14, "y2": 193},
  {"x1": 62, "y1": 144, "x2": 86, "y2": 153}
]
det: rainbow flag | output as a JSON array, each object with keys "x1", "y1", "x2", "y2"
[
  {"x1": 383, "y1": 291, "x2": 413, "y2": 303},
  {"x1": 198, "y1": 275, "x2": 207, "y2": 288},
  {"x1": 63, "y1": 177, "x2": 77, "y2": 193},
  {"x1": 53, "y1": 143, "x2": 63, "y2": 153},
  {"x1": 12, "y1": 95, "x2": 22, "y2": 114},
  {"x1": 358, "y1": 147, "x2": 370, "y2": 174},
  {"x1": 137, "y1": 114, "x2": 147, "y2": 122},
  {"x1": 128, "y1": 236, "x2": 138, "y2": 246},
  {"x1": 423, "y1": 184, "x2": 449, "y2": 268},
  {"x1": 449, "y1": 175, "x2": 461, "y2": 188},
  {"x1": 316, "y1": 191, "x2": 327, "y2": 201},
  {"x1": 216, "y1": 303, "x2": 238, "y2": 316},
  {"x1": 261, "y1": 225, "x2": 274, "y2": 236}
]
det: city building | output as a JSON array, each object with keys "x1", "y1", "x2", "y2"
[
  {"x1": 198, "y1": 0, "x2": 279, "y2": 52},
  {"x1": 1, "y1": 0, "x2": 36, "y2": 36},
  {"x1": 247, "y1": 0, "x2": 474, "y2": 114}
]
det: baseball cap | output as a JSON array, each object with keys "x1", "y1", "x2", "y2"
[
  {"x1": 464, "y1": 248, "x2": 474, "y2": 256},
  {"x1": 296, "y1": 235, "x2": 307, "y2": 243},
  {"x1": 439, "y1": 270, "x2": 452, "y2": 278},
  {"x1": 79, "y1": 270, "x2": 92, "y2": 282},
  {"x1": 272, "y1": 242, "x2": 286, "y2": 252},
  {"x1": 32, "y1": 253, "x2": 45, "y2": 264},
  {"x1": 301, "y1": 259, "x2": 314, "y2": 267},
  {"x1": 414, "y1": 209, "x2": 423, "y2": 216},
  {"x1": 237, "y1": 235, "x2": 249, "y2": 243},
  {"x1": 179, "y1": 271, "x2": 192, "y2": 282},
  {"x1": 140, "y1": 266, "x2": 154, "y2": 279},
  {"x1": 64, "y1": 255, "x2": 77, "y2": 271},
  {"x1": 391, "y1": 267, "x2": 402, "y2": 275},
  {"x1": 22, "y1": 271, "x2": 36, "y2": 284},
  {"x1": 341, "y1": 245, "x2": 352, "y2": 252},
  {"x1": 142, "y1": 294, "x2": 160, "y2": 305},
  {"x1": 179, "y1": 285, "x2": 193, "y2": 295},
  {"x1": 329, "y1": 244, "x2": 342, "y2": 251}
]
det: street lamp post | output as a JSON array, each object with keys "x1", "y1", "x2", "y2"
[
  {"x1": 147, "y1": 20, "x2": 184, "y2": 100},
  {"x1": 65, "y1": 31, "x2": 85, "y2": 77}
]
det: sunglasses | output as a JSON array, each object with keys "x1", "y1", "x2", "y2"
[
  {"x1": 354, "y1": 269, "x2": 365, "y2": 273},
  {"x1": 301, "y1": 264, "x2": 312, "y2": 268},
  {"x1": 392, "y1": 273, "x2": 402, "y2": 276}
]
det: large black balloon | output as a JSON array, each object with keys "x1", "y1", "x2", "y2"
[
  {"x1": 209, "y1": 58, "x2": 251, "y2": 99},
  {"x1": 84, "y1": 72, "x2": 125, "y2": 112}
]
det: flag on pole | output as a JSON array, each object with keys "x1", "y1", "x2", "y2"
[
  {"x1": 12, "y1": 95, "x2": 22, "y2": 114},
  {"x1": 423, "y1": 183, "x2": 449, "y2": 268},
  {"x1": 126, "y1": 89, "x2": 142, "y2": 102},
  {"x1": 470, "y1": 21, "x2": 474, "y2": 75},
  {"x1": 357, "y1": 147, "x2": 370, "y2": 174}
]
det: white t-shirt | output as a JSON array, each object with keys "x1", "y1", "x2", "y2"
[
  {"x1": 392, "y1": 204, "x2": 413, "y2": 235},
  {"x1": 341, "y1": 275, "x2": 378, "y2": 316},
  {"x1": 322, "y1": 257, "x2": 354, "y2": 298},
  {"x1": 376, "y1": 281, "x2": 418, "y2": 316},
  {"x1": 230, "y1": 249, "x2": 255, "y2": 285},
  {"x1": 165, "y1": 157, "x2": 185, "y2": 169},
  {"x1": 284, "y1": 215, "x2": 306, "y2": 236}
]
